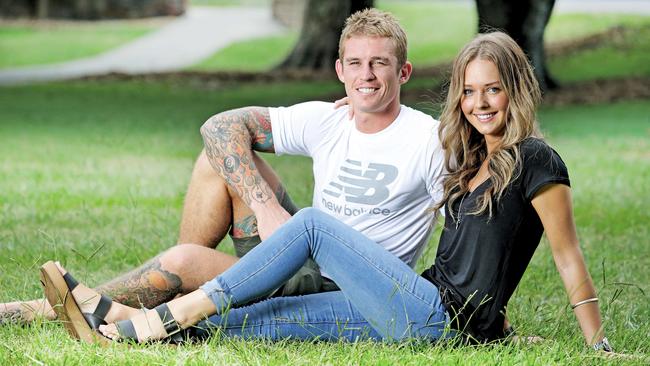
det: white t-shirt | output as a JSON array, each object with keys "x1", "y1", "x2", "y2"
[{"x1": 270, "y1": 101, "x2": 445, "y2": 268}]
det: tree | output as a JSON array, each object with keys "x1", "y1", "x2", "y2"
[
  {"x1": 475, "y1": 0, "x2": 557, "y2": 91},
  {"x1": 278, "y1": 0, "x2": 374, "y2": 70}
]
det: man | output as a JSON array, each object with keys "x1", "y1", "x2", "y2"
[{"x1": 1, "y1": 8, "x2": 444, "y2": 325}]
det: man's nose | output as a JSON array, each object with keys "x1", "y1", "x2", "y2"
[{"x1": 361, "y1": 64, "x2": 375, "y2": 80}]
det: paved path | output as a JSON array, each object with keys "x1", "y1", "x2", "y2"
[
  {"x1": 1, "y1": 1, "x2": 648, "y2": 86},
  {"x1": 0, "y1": 6, "x2": 286, "y2": 85},
  {"x1": 555, "y1": 0, "x2": 650, "y2": 15}
]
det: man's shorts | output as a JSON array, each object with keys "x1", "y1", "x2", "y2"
[{"x1": 230, "y1": 193, "x2": 338, "y2": 297}]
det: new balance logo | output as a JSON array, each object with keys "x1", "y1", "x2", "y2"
[{"x1": 323, "y1": 159, "x2": 398, "y2": 205}]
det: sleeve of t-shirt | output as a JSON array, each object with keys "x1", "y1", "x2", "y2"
[
  {"x1": 268, "y1": 101, "x2": 336, "y2": 157},
  {"x1": 424, "y1": 124, "x2": 446, "y2": 205},
  {"x1": 521, "y1": 139, "x2": 571, "y2": 201}
]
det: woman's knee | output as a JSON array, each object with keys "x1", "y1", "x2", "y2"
[{"x1": 293, "y1": 207, "x2": 326, "y2": 222}]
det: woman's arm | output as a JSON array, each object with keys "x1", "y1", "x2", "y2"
[{"x1": 531, "y1": 184, "x2": 607, "y2": 348}]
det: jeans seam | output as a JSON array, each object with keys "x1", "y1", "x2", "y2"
[
  {"x1": 225, "y1": 227, "x2": 313, "y2": 299},
  {"x1": 311, "y1": 226, "x2": 444, "y2": 318}
]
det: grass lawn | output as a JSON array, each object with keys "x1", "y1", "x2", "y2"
[
  {"x1": 0, "y1": 1, "x2": 649, "y2": 364},
  {"x1": 0, "y1": 20, "x2": 165, "y2": 69},
  {"x1": 0, "y1": 76, "x2": 648, "y2": 363}
]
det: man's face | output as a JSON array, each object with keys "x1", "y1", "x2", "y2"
[{"x1": 336, "y1": 36, "x2": 412, "y2": 116}]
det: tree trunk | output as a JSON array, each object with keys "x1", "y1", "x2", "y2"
[
  {"x1": 36, "y1": 0, "x2": 49, "y2": 18},
  {"x1": 278, "y1": 0, "x2": 374, "y2": 70},
  {"x1": 476, "y1": 0, "x2": 557, "y2": 91}
]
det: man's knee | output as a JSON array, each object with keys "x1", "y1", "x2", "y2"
[{"x1": 160, "y1": 244, "x2": 206, "y2": 274}]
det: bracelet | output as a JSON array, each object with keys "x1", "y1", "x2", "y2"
[
  {"x1": 593, "y1": 337, "x2": 613, "y2": 352},
  {"x1": 571, "y1": 297, "x2": 598, "y2": 309}
]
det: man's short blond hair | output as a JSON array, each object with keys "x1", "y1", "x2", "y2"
[{"x1": 338, "y1": 8, "x2": 408, "y2": 67}]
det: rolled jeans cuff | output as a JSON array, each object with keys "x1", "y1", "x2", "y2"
[{"x1": 200, "y1": 276, "x2": 233, "y2": 312}]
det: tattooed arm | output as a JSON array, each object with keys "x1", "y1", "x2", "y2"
[{"x1": 200, "y1": 107, "x2": 291, "y2": 240}]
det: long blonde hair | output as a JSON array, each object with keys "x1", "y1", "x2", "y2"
[{"x1": 436, "y1": 32, "x2": 542, "y2": 218}]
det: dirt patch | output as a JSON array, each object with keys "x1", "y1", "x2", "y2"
[{"x1": 543, "y1": 77, "x2": 650, "y2": 106}]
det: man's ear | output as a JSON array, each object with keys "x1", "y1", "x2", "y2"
[
  {"x1": 335, "y1": 59, "x2": 345, "y2": 83},
  {"x1": 399, "y1": 61, "x2": 413, "y2": 84}
]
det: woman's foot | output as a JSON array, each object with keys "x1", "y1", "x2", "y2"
[
  {"x1": 98, "y1": 289, "x2": 217, "y2": 343},
  {"x1": 99, "y1": 307, "x2": 172, "y2": 342},
  {"x1": 52, "y1": 262, "x2": 139, "y2": 324}
]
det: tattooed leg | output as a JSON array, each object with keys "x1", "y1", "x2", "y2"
[
  {"x1": 177, "y1": 149, "x2": 287, "y2": 247},
  {"x1": 96, "y1": 246, "x2": 237, "y2": 310},
  {"x1": 94, "y1": 255, "x2": 183, "y2": 309},
  {"x1": 0, "y1": 299, "x2": 55, "y2": 324},
  {"x1": 178, "y1": 150, "x2": 233, "y2": 248}
]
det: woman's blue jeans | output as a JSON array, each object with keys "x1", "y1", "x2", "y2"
[{"x1": 196, "y1": 208, "x2": 449, "y2": 342}]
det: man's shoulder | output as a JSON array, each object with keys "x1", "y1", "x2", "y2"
[
  {"x1": 399, "y1": 105, "x2": 440, "y2": 127},
  {"x1": 396, "y1": 105, "x2": 440, "y2": 142}
]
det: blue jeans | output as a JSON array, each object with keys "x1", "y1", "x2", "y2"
[{"x1": 196, "y1": 208, "x2": 449, "y2": 341}]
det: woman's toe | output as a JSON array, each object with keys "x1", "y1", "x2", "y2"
[{"x1": 99, "y1": 324, "x2": 119, "y2": 339}]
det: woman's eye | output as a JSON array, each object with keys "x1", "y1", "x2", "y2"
[
  {"x1": 462, "y1": 89, "x2": 473, "y2": 96},
  {"x1": 487, "y1": 87, "x2": 500, "y2": 94}
]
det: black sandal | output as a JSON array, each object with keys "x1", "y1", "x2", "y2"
[
  {"x1": 114, "y1": 303, "x2": 185, "y2": 344},
  {"x1": 40, "y1": 261, "x2": 111, "y2": 345},
  {"x1": 61, "y1": 271, "x2": 113, "y2": 330}
]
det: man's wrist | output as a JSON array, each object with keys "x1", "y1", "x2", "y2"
[{"x1": 250, "y1": 197, "x2": 284, "y2": 216}]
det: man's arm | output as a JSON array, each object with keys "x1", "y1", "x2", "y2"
[{"x1": 200, "y1": 107, "x2": 290, "y2": 239}]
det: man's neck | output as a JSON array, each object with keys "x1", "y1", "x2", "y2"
[{"x1": 353, "y1": 103, "x2": 402, "y2": 134}]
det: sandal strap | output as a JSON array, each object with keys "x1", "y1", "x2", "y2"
[
  {"x1": 115, "y1": 306, "x2": 185, "y2": 344},
  {"x1": 93, "y1": 294, "x2": 112, "y2": 320},
  {"x1": 63, "y1": 271, "x2": 114, "y2": 330},
  {"x1": 62, "y1": 272, "x2": 79, "y2": 291},
  {"x1": 115, "y1": 319, "x2": 138, "y2": 341},
  {"x1": 84, "y1": 312, "x2": 107, "y2": 330},
  {"x1": 83, "y1": 294, "x2": 112, "y2": 330},
  {"x1": 154, "y1": 304, "x2": 181, "y2": 336}
]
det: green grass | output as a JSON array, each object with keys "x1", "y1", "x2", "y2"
[
  {"x1": 1, "y1": 2, "x2": 649, "y2": 364},
  {"x1": 0, "y1": 77, "x2": 648, "y2": 363},
  {"x1": 191, "y1": 34, "x2": 299, "y2": 71},
  {"x1": 548, "y1": 23, "x2": 650, "y2": 82},
  {"x1": 0, "y1": 21, "x2": 161, "y2": 69}
]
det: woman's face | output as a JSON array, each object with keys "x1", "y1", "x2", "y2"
[{"x1": 460, "y1": 59, "x2": 509, "y2": 148}]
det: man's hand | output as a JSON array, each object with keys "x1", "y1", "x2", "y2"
[{"x1": 251, "y1": 200, "x2": 292, "y2": 240}]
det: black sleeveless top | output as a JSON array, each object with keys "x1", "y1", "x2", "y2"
[{"x1": 421, "y1": 138, "x2": 570, "y2": 342}]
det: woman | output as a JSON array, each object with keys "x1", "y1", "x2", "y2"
[{"x1": 41, "y1": 32, "x2": 612, "y2": 351}]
